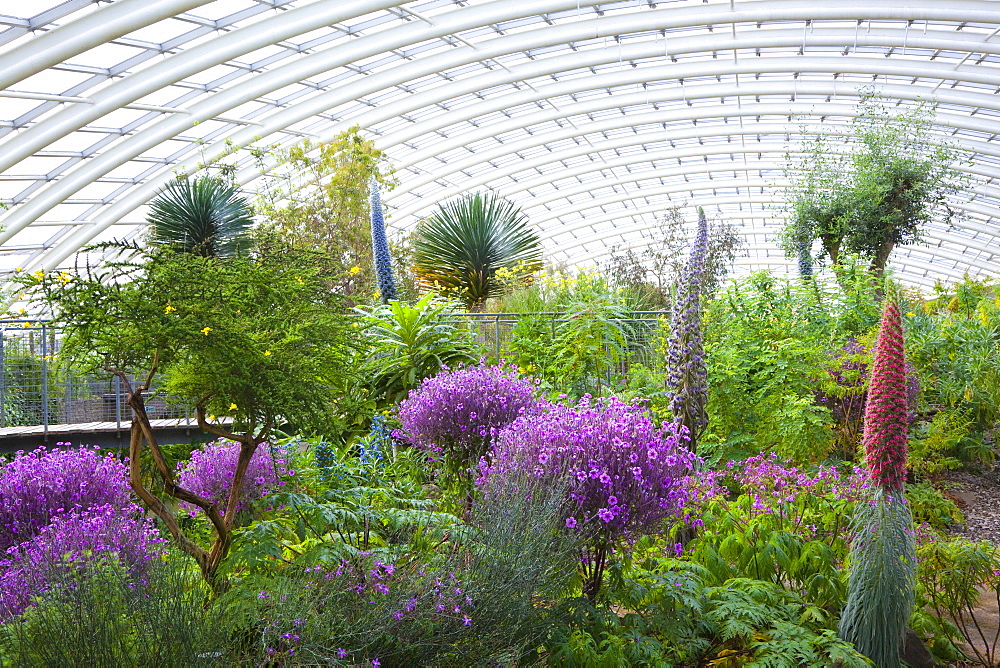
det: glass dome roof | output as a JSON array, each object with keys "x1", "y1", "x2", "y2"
[{"x1": 1, "y1": 0, "x2": 999, "y2": 289}]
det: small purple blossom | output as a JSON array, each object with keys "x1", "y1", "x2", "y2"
[
  {"x1": 176, "y1": 439, "x2": 288, "y2": 516},
  {"x1": 397, "y1": 362, "x2": 540, "y2": 476}
]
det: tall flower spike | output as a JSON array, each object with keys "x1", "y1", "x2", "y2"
[
  {"x1": 370, "y1": 177, "x2": 398, "y2": 303},
  {"x1": 665, "y1": 207, "x2": 709, "y2": 451},
  {"x1": 839, "y1": 298, "x2": 916, "y2": 668},
  {"x1": 861, "y1": 299, "x2": 908, "y2": 492}
]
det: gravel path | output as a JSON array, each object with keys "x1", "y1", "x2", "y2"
[{"x1": 945, "y1": 469, "x2": 1000, "y2": 545}]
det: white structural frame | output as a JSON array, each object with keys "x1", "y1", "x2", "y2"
[{"x1": 1, "y1": 0, "x2": 999, "y2": 288}]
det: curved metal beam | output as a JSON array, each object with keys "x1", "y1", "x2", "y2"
[
  {"x1": 11, "y1": 3, "x2": 1000, "y2": 272},
  {"x1": 0, "y1": 0, "x2": 214, "y2": 91}
]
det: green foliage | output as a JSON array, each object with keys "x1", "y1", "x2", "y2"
[
  {"x1": 686, "y1": 477, "x2": 853, "y2": 610},
  {"x1": 704, "y1": 273, "x2": 840, "y2": 464},
  {"x1": 906, "y1": 279, "x2": 1000, "y2": 455},
  {"x1": 413, "y1": 191, "x2": 543, "y2": 310},
  {"x1": 784, "y1": 94, "x2": 969, "y2": 275},
  {"x1": 907, "y1": 409, "x2": 969, "y2": 478},
  {"x1": 839, "y1": 492, "x2": 917, "y2": 668},
  {"x1": 0, "y1": 555, "x2": 221, "y2": 667},
  {"x1": 254, "y1": 127, "x2": 397, "y2": 301},
  {"x1": 916, "y1": 536, "x2": 1000, "y2": 666},
  {"x1": 905, "y1": 482, "x2": 963, "y2": 531},
  {"x1": 504, "y1": 272, "x2": 651, "y2": 399},
  {"x1": 146, "y1": 176, "x2": 253, "y2": 259},
  {"x1": 543, "y1": 563, "x2": 868, "y2": 668},
  {"x1": 356, "y1": 293, "x2": 483, "y2": 407}
]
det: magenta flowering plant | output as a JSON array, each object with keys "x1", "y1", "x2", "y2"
[
  {"x1": 0, "y1": 504, "x2": 166, "y2": 619},
  {"x1": 177, "y1": 439, "x2": 289, "y2": 517},
  {"x1": 396, "y1": 361, "x2": 540, "y2": 482},
  {"x1": 0, "y1": 444, "x2": 133, "y2": 552},
  {"x1": 480, "y1": 396, "x2": 696, "y2": 600},
  {"x1": 684, "y1": 452, "x2": 870, "y2": 609}
]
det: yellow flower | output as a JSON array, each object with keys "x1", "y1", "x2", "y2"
[
  {"x1": 14, "y1": 268, "x2": 23, "y2": 272},
  {"x1": 295, "y1": 276, "x2": 304, "y2": 285},
  {"x1": 18, "y1": 308, "x2": 26, "y2": 315},
  {"x1": 31, "y1": 270, "x2": 45, "y2": 281},
  {"x1": 208, "y1": 414, "x2": 216, "y2": 421},
  {"x1": 229, "y1": 403, "x2": 238, "y2": 411},
  {"x1": 348, "y1": 266, "x2": 362, "y2": 276},
  {"x1": 58, "y1": 272, "x2": 71, "y2": 283},
  {"x1": 200, "y1": 326, "x2": 212, "y2": 335},
  {"x1": 264, "y1": 350, "x2": 272, "y2": 356},
  {"x1": 165, "y1": 304, "x2": 177, "y2": 314}
]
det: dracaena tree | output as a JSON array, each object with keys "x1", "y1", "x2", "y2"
[
  {"x1": 413, "y1": 191, "x2": 543, "y2": 311},
  {"x1": 146, "y1": 176, "x2": 254, "y2": 259}
]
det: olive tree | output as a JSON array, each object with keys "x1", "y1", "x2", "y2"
[{"x1": 784, "y1": 95, "x2": 969, "y2": 276}]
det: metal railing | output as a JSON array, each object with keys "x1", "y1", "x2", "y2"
[
  {"x1": 0, "y1": 312, "x2": 670, "y2": 429},
  {"x1": 0, "y1": 320, "x2": 192, "y2": 430}
]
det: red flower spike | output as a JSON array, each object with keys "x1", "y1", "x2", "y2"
[{"x1": 861, "y1": 300, "x2": 909, "y2": 492}]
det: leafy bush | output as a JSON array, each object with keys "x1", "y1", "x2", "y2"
[
  {"x1": 917, "y1": 536, "x2": 1000, "y2": 666},
  {"x1": 358, "y1": 293, "x2": 483, "y2": 407},
  {"x1": 685, "y1": 453, "x2": 868, "y2": 610}
]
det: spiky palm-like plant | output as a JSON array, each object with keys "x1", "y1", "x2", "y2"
[
  {"x1": 369, "y1": 178, "x2": 398, "y2": 303},
  {"x1": 146, "y1": 177, "x2": 253, "y2": 259},
  {"x1": 664, "y1": 207, "x2": 709, "y2": 451},
  {"x1": 839, "y1": 298, "x2": 916, "y2": 667},
  {"x1": 413, "y1": 191, "x2": 543, "y2": 311}
]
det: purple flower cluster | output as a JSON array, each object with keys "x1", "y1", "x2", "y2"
[
  {"x1": 728, "y1": 452, "x2": 870, "y2": 515},
  {"x1": 0, "y1": 445, "x2": 133, "y2": 551},
  {"x1": 0, "y1": 505, "x2": 165, "y2": 619},
  {"x1": 396, "y1": 362, "x2": 540, "y2": 471},
  {"x1": 481, "y1": 396, "x2": 696, "y2": 541},
  {"x1": 177, "y1": 439, "x2": 288, "y2": 516},
  {"x1": 665, "y1": 207, "x2": 709, "y2": 449}
]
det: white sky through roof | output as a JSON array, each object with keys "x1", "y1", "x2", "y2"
[{"x1": 1, "y1": 0, "x2": 999, "y2": 290}]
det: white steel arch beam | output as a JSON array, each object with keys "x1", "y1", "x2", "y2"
[
  {"x1": 534, "y1": 188, "x2": 1000, "y2": 266},
  {"x1": 0, "y1": 0, "x2": 214, "y2": 91},
  {"x1": 7, "y1": 3, "x2": 1000, "y2": 272},
  {"x1": 0, "y1": 0, "x2": 624, "y2": 246},
  {"x1": 387, "y1": 126, "x2": 1000, "y2": 225},
  {"x1": 10, "y1": 10, "x2": 996, "y2": 256},
  {"x1": 9, "y1": 0, "x2": 1000, "y2": 218},
  {"x1": 0, "y1": 0, "x2": 416, "y2": 175}
]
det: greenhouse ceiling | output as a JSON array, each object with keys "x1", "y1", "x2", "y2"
[{"x1": 1, "y1": 0, "x2": 999, "y2": 289}]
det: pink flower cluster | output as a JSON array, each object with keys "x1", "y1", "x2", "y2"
[
  {"x1": 481, "y1": 396, "x2": 696, "y2": 541},
  {"x1": 176, "y1": 439, "x2": 289, "y2": 516},
  {"x1": 727, "y1": 451, "x2": 871, "y2": 514},
  {"x1": 396, "y1": 362, "x2": 540, "y2": 469},
  {"x1": 862, "y1": 301, "x2": 910, "y2": 491}
]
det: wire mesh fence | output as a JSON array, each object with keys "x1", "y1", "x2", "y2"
[
  {"x1": 0, "y1": 312, "x2": 669, "y2": 429},
  {"x1": 0, "y1": 321, "x2": 192, "y2": 429},
  {"x1": 441, "y1": 311, "x2": 669, "y2": 382}
]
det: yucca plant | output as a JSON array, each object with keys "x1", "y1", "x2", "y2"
[
  {"x1": 146, "y1": 176, "x2": 254, "y2": 258},
  {"x1": 413, "y1": 191, "x2": 543, "y2": 311},
  {"x1": 839, "y1": 298, "x2": 917, "y2": 667}
]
